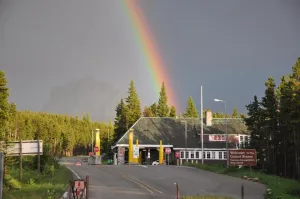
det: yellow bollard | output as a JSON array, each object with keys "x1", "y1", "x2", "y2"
[
  {"x1": 159, "y1": 140, "x2": 164, "y2": 164},
  {"x1": 128, "y1": 129, "x2": 133, "y2": 163},
  {"x1": 95, "y1": 130, "x2": 101, "y2": 156}
]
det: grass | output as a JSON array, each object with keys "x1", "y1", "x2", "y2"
[
  {"x1": 183, "y1": 196, "x2": 234, "y2": 199},
  {"x1": 3, "y1": 165, "x2": 72, "y2": 199},
  {"x1": 184, "y1": 163, "x2": 300, "y2": 199}
]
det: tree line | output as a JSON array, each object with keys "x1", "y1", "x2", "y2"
[
  {"x1": 245, "y1": 57, "x2": 300, "y2": 179},
  {"x1": 0, "y1": 71, "x2": 113, "y2": 160}
]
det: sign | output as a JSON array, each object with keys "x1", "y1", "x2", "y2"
[
  {"x1": 94, "y1": 146, "x2": 99, "y2": 153},
  {"x1": 228, "y1": 149, "x2": 257, "y2": 166},
  {"x1": 147, "y1": 151, "x2": 150, "y2": 159},
  {"x1": 165, "y1": 148, "x2": 171, "y2": 155},
  {"x1": 117, "y1": 147, "x2": 125, "y2": 165},
  {"x1": 209, "y1": 135, "x2": 239, "y2": 143},
  {"x1": 133, "y1": 145, "x2": 139, "y2": 159},
  {"x1": 74, "y1": 180, "x2": 85, "y2": 189},
  {"x1": 175, "y1": 151, "x2": 180, "y2": 159},
  {"x1": 89, "y1": 152, "x2": 94, "y2": 156},
  {"x1": 0, "y1": 140, "x2": 43, "y2": 156},
  {"x1": 75, "y1": 162, "x2": 82, "y2": 166}
]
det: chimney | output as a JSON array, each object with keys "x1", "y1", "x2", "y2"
[{"x1": 206, "y1": 110, "x2": 212, "y2": 126}]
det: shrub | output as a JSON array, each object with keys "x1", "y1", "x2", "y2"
[{"x1": 4, "y1": 174, "x2": 22, "y2": 190}]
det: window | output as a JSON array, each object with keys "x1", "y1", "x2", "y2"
[
  {"x1": 212, "y1": 152, "x2": 216, "y2": 159},
  {"x1": 195, "y1": 151, "x2": 199, "y2": 159},
  {"x1": 219, "y1": 152, "x2": 223, "y2": 159},
  {"x1": 191, "y1": 151, "x2": 195, "y2": 159},
  {"x1": 203, "y1": 152, "x2": 206, "y2": 159},
  {"x1": 207, "y1": 152, "x2": 211, "y2": 159},
  {"x1": 180, "y1": 151, "x2": 184, "y2": 159},
  {"x1": 224, "y1": 151, "x2": 227, "y2": 159},
  {"x1": 185, "y1": 151, "x2": 189, "y2": 159}
]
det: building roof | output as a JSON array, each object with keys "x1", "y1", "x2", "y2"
[{"x1": 114, "y1": 117, "x2": 249, "y2": 149}]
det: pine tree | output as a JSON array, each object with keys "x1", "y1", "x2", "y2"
[
  {"x1": 114, "y1": 99, "x2": 129, "y2": 142},
  {"x1": 169, "y1": 106, "x2": 177, "y2": 117},
  {"x1": 150, "y1": 103, "x2": 157, "y2": 117},
  {"x1": 157, "y1": 82, "x2": 169, "y2": 117},
  {"x1": 232, "y1": 107, "x2": 238, "y2": 118},
  {"x1": 0, "y1": 71, "x2": 10, "y2": 141},
  {"x1": 261, "y1": 77, "x2": 279, "y2": 174},
  {"x1": 125, "y1": 80, "x2": 142, "y2": 126},
  {"x1": 183, "y1": 96, "x2": 199, "y2": 118}
]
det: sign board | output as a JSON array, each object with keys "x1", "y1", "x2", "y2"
[
  {"x1": 74, "y1": 180, "x2": 85, "y2": 190},
  {"x1": 94, "y1": 146, "x2": 99, "y2": 153},
  {"x1": 133, "y1": 145, "x2": 139, "y2": 159},
  {"x1": 117, "y1": 147, "x2": 125, "y2": 165},
  {"x1": 209, "y1": 135, "x2": 239, "y2": 143},
  {"x1": 75, "y1": 162, "x2": 82, "y2": 166},
  {"x1": 147, "y1": 151, "x2": 150, "y2": 159},
  {"x1": 89, "y1": 152, "x2": 94, "y2": 156},
  {"x1": 165, "y1": 148, "x2": 171, "y2": 155},
  {"x1": 1, "y1": 140, "x2": 43, "y2": 156},
  {"x1": 228, "y1": 149, "x2": 257, "y2": 166},
  {"x1": 175, "y1": 151, "x2": 180, "y2": 159}
]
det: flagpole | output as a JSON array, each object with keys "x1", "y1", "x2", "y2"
[{"x1": 201, "y1": 86, "x2": 204, "y2": 164}]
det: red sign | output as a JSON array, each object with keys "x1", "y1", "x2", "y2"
[
  {"x1": 94, "y1": 146, "x2": 99, "y2": 152},
  {"x1": 175, "y1": 151, "x2": 180, "y2": 159},
  {"x1": 75, "y1": 161, "x2": 82, "y2": 166},
  {"x1": 228, "y1": 149, "x2": 257, "y2": 166},
  {"x1": 165, "y1": 148, "x2": 171, "y2": 154},
  {"x1": 209, "y1": 134, "x2": 239, "y2": 143}
]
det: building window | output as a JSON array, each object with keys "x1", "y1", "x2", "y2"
[
  {"x1": 195, "y1": 151, "x2": 199, "y2": 159},
  {"x1": 219, "y1": 152, "x2": 223, "y2": 159},
  {"x1": 185, "y1": 151, "x2": 189, "y2": 159},
  {"x1": 207, "y1": 152, "x2": 211, "y2": 159},
  {"x1": 212, "y1": 151, "x2": 216, "y2": 159},
  {"x1": 180, "y1": 151, "x2": 184, "y2": 159},
  {"x1": 224, "y1": 151, "x2": 227, "y2": 159},
  {"x1": 191, "y1": 151, "x2": 195, "y2": 159},
  {"x1": 203, "y1": 152, "x2": 206, "y2": 159}
]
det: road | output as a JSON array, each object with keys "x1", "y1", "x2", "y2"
[{"x1": 60, "y1": 157, "x2": 266, "y2": 199}]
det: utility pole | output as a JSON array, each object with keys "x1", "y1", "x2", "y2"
[{"x1": 200, "y1": 86, "x2": 204, "y2": 164}]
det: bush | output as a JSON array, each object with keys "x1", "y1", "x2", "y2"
[{"x1": 4, "y1": 174, "x2": 22, "y2": 190}]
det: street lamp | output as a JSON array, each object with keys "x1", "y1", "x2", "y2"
[
  {"x1": 181, "y1": 120, "x2": 188, "y2": 161},
  {"x1": 92, "y1": 128, "x2": 100, "y2": 153},
  {"x1": 214, "y1": 98, "x2": 228, "y2": 168}
]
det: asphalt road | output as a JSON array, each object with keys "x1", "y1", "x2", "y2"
[{"x1": 60, "y1": 157, "x2": 266, "y2": 199}]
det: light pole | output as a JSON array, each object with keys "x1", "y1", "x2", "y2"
[
  {"x1": 214, "y1": 98, "x2": 228, "y2": 168},
  {"x1": 200, "y1": 86, "x2": 204, "y2": 164},
  {"x1": 181, "y1": 120, "x2": 187, "y2": 161}
]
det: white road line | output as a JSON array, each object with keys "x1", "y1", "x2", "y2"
[{"x1": 67, "y1": 167, "x2": 81, "y2": 179}]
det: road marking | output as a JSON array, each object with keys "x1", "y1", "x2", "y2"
[
  {"x1": 67, "y1": 167, "x2": 81, "y2": 179},
  {"x1": 119, "y1": 173, "x2": 154, "y2": 194},
  {"x1": 128, "y1": 175, "x2": 163, "y2": 194}
]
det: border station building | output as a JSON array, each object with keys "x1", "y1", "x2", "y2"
[{"x1": 111, "y1": 110, "x2": 249, "y2": 165}]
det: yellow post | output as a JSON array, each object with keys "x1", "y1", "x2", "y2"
[
  {"x1": 95, "y1": 129, "x2": 100, "y2": 156},
  {"x1": 128, "y1": 129, "x2": 133, "y2": 163},
  {"x1": 159, "y1": 140, "x2": 164, "y2": 164}
]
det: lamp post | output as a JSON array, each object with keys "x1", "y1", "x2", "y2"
[
  {"x1": 181, "y1": 120, "x2": 188, "y2": 161},
  {"x1": 200, "y1": 86, "x2": 204, "y2": 164},
  {"x1": 214, "y1": 98, "x2": 228, "y2": 168}
]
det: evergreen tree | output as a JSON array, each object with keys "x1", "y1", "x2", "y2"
[
  {"x1": 183, "y1": 96, "x2": 199, "y2": 118},
  {"x1": 0, "y1": 71, "x2": 10, "y2": 141},
  {"x1": 169, "y1": 106, "x2": 177, "y2": 117},
  {"x1": 125, "y1": 80, "x2": 142, "y2": 126},
  {"x1": 157, "y1": 82, "x2": 169, "y2": 117},
  {"x1": 261, "y1": 77, "x2": 279, "y2": 173},
  {"x1": 114, "y1": 99, "x2": 129, "y2": 142},
  {"x1": 232, "y1": 107, "x2": 239, "y2": 118},
  {"x1": 150, "y1": 103, "x2": 157, "y2": 117}
]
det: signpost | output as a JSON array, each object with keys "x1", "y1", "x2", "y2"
[
  {"x1": 94, "y1": 146, "x2": 99, "y2": 153},
  {"x1": 228, "y1": 149, "x2": 257, "y2": 166},
  {"x1": 69, "y1": 175, "x2": 89, "y2": 199},
  {"x1": 175, "y1": 151, "x2": 180, "y2": 159},
  {"x1": 165, "y1": 148, "x2": 171, "y2": 165},
  {"x1": 133, "y1": 145, "x2": 139, "y2": 159}
]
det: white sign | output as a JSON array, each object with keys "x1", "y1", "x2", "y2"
[
  {"x1": 117, "y1": 147, "x2": 125, "y2": 165},
  {"x1": 147, "y1": 151, "x2": 150, "y2": 159},
  {"x1": 133, "y1": 146, "x2": 139, "y2": 159},
  {"x1": 1, "y1": 140, "x2": 43, "y2": 156},
  {"x1": 209, "y1": 135, "x2": 239, "y2": 143},
  {"x1": 74, "y1": 180, "x2": 85, "y2": 190}
]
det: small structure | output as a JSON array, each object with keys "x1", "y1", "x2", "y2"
[{"x1": 111, "y1": 110, "x2": 250, "y2": 165}]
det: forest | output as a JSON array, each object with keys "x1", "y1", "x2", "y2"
[{"x1": 245, "y1": 57, "x2": 300, "y2": 179}]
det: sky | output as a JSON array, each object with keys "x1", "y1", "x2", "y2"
[{"x1": 0, "y1": 0, "x2": 299, "y2": 121}]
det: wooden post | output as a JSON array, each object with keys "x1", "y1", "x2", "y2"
[
  {"x1": 19, "y1": 140, "x2": 22, "y2": 181},
  {"x1": 175, "y1": 182, "x2": 180, "y2": 199},
  {"x1": 85, "y1": 175, "x2": 89, "y2": 199},
  {"x1": 241, "y1": 184, "x2": 244, "y2": 199},
  {"x1": 37, "y1": 140, "x2": 40, "y2": 173}
]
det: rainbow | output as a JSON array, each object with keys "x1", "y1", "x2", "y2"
[{"x1": 123, "y1": 0, "x2": 176, "y2": 107}]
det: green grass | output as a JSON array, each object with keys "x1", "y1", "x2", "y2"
[
  {"x1": 184, "y1": 163, "x2": 300, "y2": 199},
  {"x1": 183, "y1": 196, "x2": 234, "y2": 199},
  {"x1": 3, "y1": 165, "x2": 72, "y2": 199}
]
